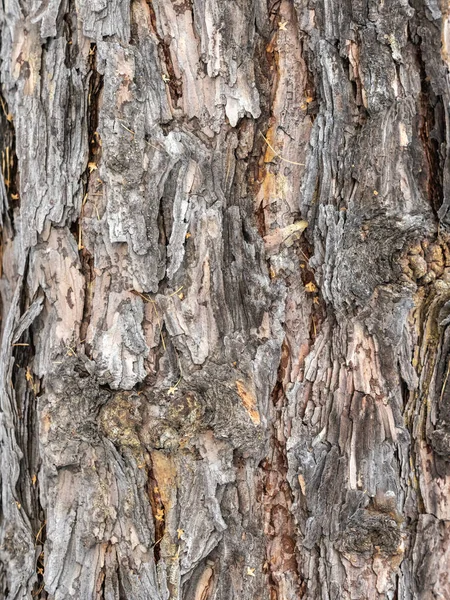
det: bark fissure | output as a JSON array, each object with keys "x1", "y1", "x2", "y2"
[
  {"x1": 261, "y1": 379, "x2": 304, "y2": 599},
  {"x1": 145, "y1": 454, "x2": 166, "y2": 565},
  {"x1": 416, "y1": 42, "x2": 445, "y2": 216},
  {"x1": 143, "y1": 0, "x2": 183, "y2": 106},
  {"x1": 0, "y1": 92, "x2": 18, "y2": 212},
  {"x1": 77, "y1": 42, "x2": 103, "y2": 356}
]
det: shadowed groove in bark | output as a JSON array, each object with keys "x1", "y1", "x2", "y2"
[
  {"x1": 416, "y1": 42, "x2": 445, "y2": 217},
  {"x1": 84, "y1": 44, "x2": 104, "y2": 195},
  {"x1": 142, "y1": 0, "x2": 184, "y2": 105},
  {"x1": 145, "y1": 454, "x2": 166, "y2": 565},
  {"x1": 0, "y1": 84, "x2": 19, "y2": 328},
  {"x1": 0, "y1": 91, "x2": 19, "y2": 214},
  {"x1": 77, "y1": 42, "x2": 103, "y2": 356},
  {"x1": 260, "y1": 378, "x2": 304, "y2": 599},
  {"x1": 62, "y1": 0, "x2": 79, "y2": 70},
  {"x1": 32, "y1": 518, "x2": 47, "y2": 599},
  {"x1": 12, "y1": 257, "x2": 47, "y2": 597},
  {"x1": 6, "y1": 262, "x2": 48, "y2": 598},
  {"x1": 0, "y1": 87, "x2": 17, "y2": 347}
]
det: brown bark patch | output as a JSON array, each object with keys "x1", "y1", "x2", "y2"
[{"x1": 236, "y1": 380, "x2": 261, "y2": 425}]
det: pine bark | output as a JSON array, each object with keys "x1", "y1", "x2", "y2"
[{"x1": 0, "y1": 0, "x2": 449, "y2": 598}]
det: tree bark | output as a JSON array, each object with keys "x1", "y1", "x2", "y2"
[{"x1": 0, "y1": 0, "x2": 449, "y2": 598}]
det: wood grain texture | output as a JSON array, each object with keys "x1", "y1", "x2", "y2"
[{"x1": 0, "y1": 0, "x2": 449, "y2": 598}]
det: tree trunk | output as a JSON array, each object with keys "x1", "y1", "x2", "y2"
[{"x1": 0, "y1": 0, "x2": 449, "y2": 598}]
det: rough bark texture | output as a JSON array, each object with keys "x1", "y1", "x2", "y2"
[{"x1": 0, "y1": 0, "x2": 449, "y2": 598}]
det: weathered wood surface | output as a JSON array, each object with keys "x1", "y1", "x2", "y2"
[{"x1": 0, "y1": 0, "x2": 449, "y2": 598}]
